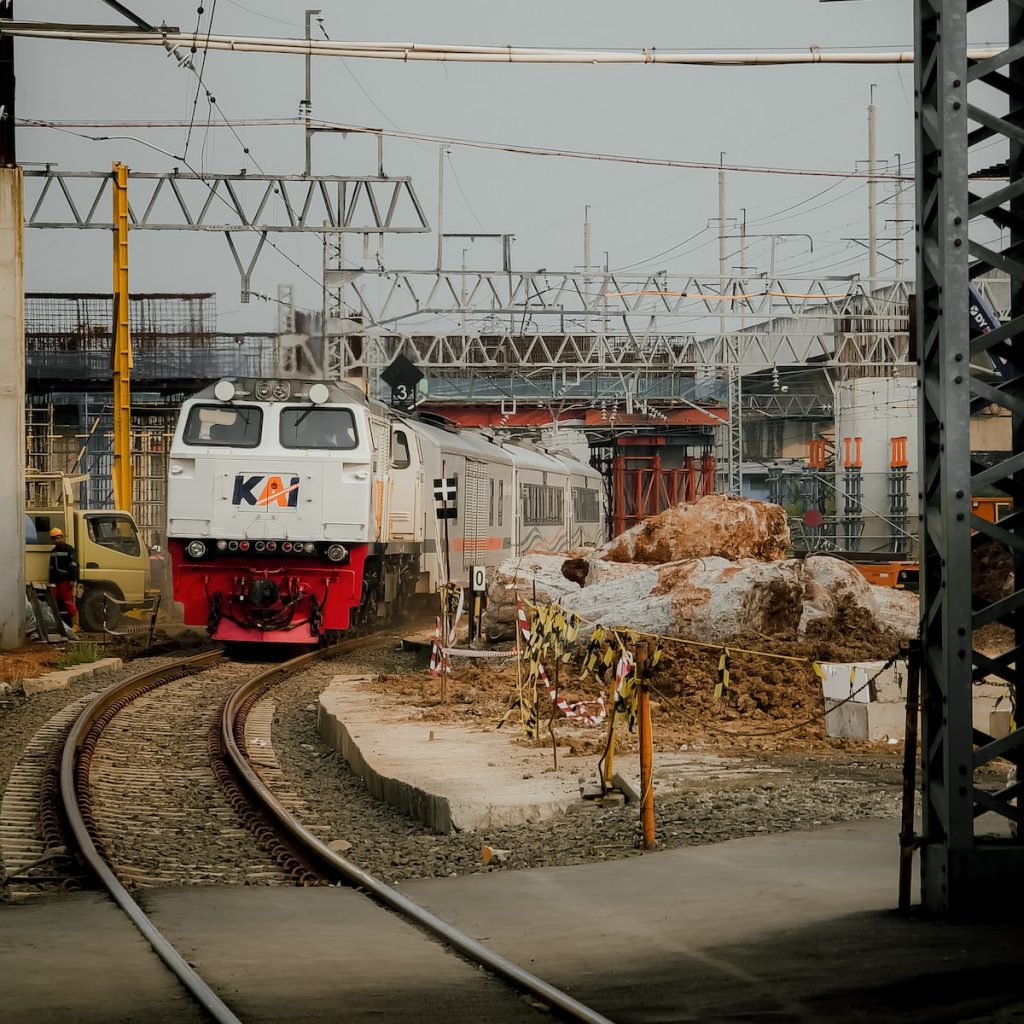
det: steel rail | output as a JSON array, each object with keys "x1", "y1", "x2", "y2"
[
  {"x1": 59, "y1": 649, "x2": 243, "y2": 1024},
  {"x1": 222, "y1": 639, "x2": 616, "y2": 1024}
]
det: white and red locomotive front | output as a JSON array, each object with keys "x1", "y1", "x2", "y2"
[{"x1": 167, "y1": 379, "x2": 376, "y2": 643}]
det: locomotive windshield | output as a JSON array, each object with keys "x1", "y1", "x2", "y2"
[
  {"x1": 184, "y1": 405, "x2": 263, "y2": 447},
  {"x1": 280, "y1": 407, "x2": 358, "y2": 450}
]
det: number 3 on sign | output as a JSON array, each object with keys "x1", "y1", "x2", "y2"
[{"x1": 471, "y1": 565, "x2": 486, "y2": 592}]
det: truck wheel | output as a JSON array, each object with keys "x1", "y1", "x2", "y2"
[{"x1": 79, "y1": 588, "x2": 121, "y2": 633}]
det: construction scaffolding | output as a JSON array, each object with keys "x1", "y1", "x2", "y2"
[
  {"x1": 24, "y1": 293, "x2": 273, "y2": 544},
  {"x1": 25, "y1": 293, "x2": 277, "y2": 387}
]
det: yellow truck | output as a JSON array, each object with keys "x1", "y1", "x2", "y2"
[{"x1": 25, "y1": 472, "x2": 151, "y2": 632}]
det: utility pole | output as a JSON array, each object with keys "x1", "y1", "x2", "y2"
[
  {"x1": 868, "y1": 87, "x2": 878, "y2": 289},
  {"x1": 583, "y1": 205, "x2": 592, "y2": 334},
  {"x1": 894, "y1": 153, "x2": 905, "y2": 281},
  {"x1": 0, "y1": 0, "x2": 24, "y2": 648},
  {"x1": 739, "y1": 208, "x2": 749, "y2": 283},
  {"x1": 302, "y1": 9, "x2": 320, "y2": 176},
  {"x1": 436, "y1": 145, "x2": 444, "y2": 271},
  {"x1": 718, "y1": 154, "x2": 727, "y2": 283}
]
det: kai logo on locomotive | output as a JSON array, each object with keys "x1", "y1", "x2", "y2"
[{"x1": 232, "y1": 473, "x2": 301, "y2": 509}]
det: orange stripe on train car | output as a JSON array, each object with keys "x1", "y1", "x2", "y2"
[{"x1": 449, "y1": 536, "x2": 505, "y2": 553}]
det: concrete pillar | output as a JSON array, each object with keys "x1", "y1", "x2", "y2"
[{"x1": 0, "y1": 165, "x2": 24, "y2": 649}]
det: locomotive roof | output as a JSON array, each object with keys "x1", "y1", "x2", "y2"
[{"x1": 190, "y1": 378, "x2": 374, "y2": 406}]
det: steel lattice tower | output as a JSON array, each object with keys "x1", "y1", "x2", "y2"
[{"x1": 916, "y1": 0, "x2": 1024, "y2": 916}]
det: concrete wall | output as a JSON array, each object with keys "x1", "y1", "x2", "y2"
[
  {"x1": 0, "y1": 167, "x2": 24, "y2": 649},
  {"x1": 970, "y1": 409, "x2": 1011, "y2": 453},
  {"x1": 834, "y1": 377, "x2": 917, "y2": 554},
  {"x1": 743, "y1": 419, "x2": 831, "y2": 462}
]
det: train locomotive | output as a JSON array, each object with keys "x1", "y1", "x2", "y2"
[{"x1": 167, "y1": 377, "x2": 604, "y2": 643}]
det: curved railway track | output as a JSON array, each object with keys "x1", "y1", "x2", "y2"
[{"x1": 57, "y1": 640, "x2": 613, "y2": 1024}]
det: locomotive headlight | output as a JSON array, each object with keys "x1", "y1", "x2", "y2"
[
  {"x1": 326, "y1": 543, "x2": 348, "y2": 563},
  {"x1": 303, "y1": 542, "x2": 316, "y2": 554},
  {"x1": 216, "y1": 540, "x2": 228, "y2": 551},
  {"x1": 186, "y1": 540, "x2": 207, "y2": 559}
]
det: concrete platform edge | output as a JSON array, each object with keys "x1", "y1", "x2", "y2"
[
  {"x1": 318, "y1": 699, "x2": 454, "y2": 834},
  {"x1": 21, "y1": 656, "x2": 123, "y2": 695}
]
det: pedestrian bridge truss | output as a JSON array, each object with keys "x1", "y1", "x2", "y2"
[{"x1": 321, "y1": 270, "x2": 913, "y2": 383}]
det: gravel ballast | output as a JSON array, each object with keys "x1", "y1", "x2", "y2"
[
  {"x1": 1, "y1": 637, "x2": 909, "y2": 895},
  {"x1": 268, "y1": 640, "x2": 906, "y2": 884}
]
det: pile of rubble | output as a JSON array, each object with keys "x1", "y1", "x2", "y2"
[{"x1": 488, "y1": 495, "x2": 918, "y2": 644}]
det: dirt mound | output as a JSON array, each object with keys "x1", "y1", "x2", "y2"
[
  {"x1": 378, "y1": 609, "x2": 902, "y2": 755},
  {"x1": 603, "y1": 494, "x2": 790, "y2": 564},
  {"x1": 973, "y1": 539, "x2": 1013, "y2": 604}
]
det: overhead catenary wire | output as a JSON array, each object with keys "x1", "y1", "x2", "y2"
[
  {"x1": 19, "y1": 116, "x2": 916, "y2": 181},
  {"x1": 0, "y1": 22, "x2": 1005, "y2": 65},
  {"x1": 183, "y1": 0, "x2": 218, "y2": 160}
]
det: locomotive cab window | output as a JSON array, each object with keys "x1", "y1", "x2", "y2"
[
  {"x1": 184, "y1": 405, "x2": 262, "y2": 448},
  {"x1": 392, "y1": 430, "x2": 411, "y2": 469},
  {"x1": 86, "y1": 514, "x2": 141, "y2": 557},
  {"x1": 280, "y1": 407, "x2": 358, "y2": 450}
]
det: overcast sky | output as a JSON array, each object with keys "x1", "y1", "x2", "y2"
[{"x1": 16, "y1": 1, "x2": 1008, "y2": 332}]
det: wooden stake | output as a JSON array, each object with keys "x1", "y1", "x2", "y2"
[
  {"x1": 637, "y1": 641, "x2": 656, "y2": 850},
  {"x1": 601, "y1": 672, "x2": 617, "y2": 788},
  {"x1": 548, "y1": 658, "x2": 559, "y2": 770}
]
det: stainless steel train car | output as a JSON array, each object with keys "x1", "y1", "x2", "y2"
[{"x1": 167, "y1": 377, "x2": 604, "y2": 643}]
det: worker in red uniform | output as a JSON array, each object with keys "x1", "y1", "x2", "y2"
[{"x1": 48, "y1": 527, "x2": 79, "y2": 629}]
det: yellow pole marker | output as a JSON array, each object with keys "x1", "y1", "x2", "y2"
[{"x1": 111, "y1": 161, "x2": 133, "y2": 512}]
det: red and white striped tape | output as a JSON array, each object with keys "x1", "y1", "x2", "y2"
[
  {"x1": 429, "y1": 616, "x2": 450, "y2": 676},
  {"x1": 536, "y1": 661, "x2": 607, "y2": 726},
  {"x1": 516, "y1": 599, "x2": 531, "y2": 643},
  {"x1": 614, "y1": 650, "x2": 634, "y2": 699}
]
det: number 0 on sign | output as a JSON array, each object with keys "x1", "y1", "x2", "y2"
[{"x1": 471, "y1": 565, "x2": 486, "y2": 592}]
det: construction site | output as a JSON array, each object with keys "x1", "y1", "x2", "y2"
[
  {"x1": 27, "y1": 272, "x2": 1008, "y2": 558},
  {"x1": 2, "y1": 5, "x2": 1024, "y2": 1022}
]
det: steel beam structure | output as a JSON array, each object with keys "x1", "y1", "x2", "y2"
[
  {"x1": 916, "y1": 0, "x2": 1024, "y2": 918},
  {"x1": 24, "y1": 168, "x2": 429, "y2": 300},
  {"x1": 324, "y1": 267, "x2": 908, "y2": 356},
  {"x1": 321, "y1": 272, "x2": 911, "y2": 373},
  {"x1": 320, "y1": 269, "x2": 909, "y2": 497}
]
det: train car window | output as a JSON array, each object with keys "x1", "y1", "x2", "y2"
[
  {"x1": 280, "y1": 407, "x2": 358, "y2": 450},
  {"x1": 498, "y1": 480, "x2": 504, "y2": 526},
  {"x1": 392, "y1": 430, "x2": 411, "y2": 469},
  {"x1": 184, "y1": 405, "x2": 262, "y2": 448},
  {"x1": 521, "y1": 483, "x2": 564, "y2": 525},
  {"x1": 86, "y1": 514, "x2": 141, "y2": 557},
  {"x1": 489, "y1": 479, "x2": 495, "y2": 526},
  {"x1": 573, "y1": 486, "x2": 600, "y2": 523}
]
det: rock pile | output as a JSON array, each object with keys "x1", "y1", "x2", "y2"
[
  {"x1": 602, "y1": 493, "x2": 790, "y2": 564},
  {"x1": 488, "y1": 495, "x2": 918, "y2": 644}
]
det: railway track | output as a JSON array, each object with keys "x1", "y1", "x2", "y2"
[{"x1": 49, "y1": 639, "x2": 613, "y2": 1024}]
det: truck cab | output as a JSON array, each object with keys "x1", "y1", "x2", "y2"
[{"x1": 25, "y1": 473, "x2": 151, "y2": 632}]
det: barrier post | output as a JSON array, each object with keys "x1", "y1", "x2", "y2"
[
  {"x1": 637, "y1": 641, "x2": 656, "y2": 850},
  {"x1": 601, "y1": 673, "x2": 617, "y2": 788},
  {"x1": 898, "y1": 642, "x2": 921, "y2": 912}
]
